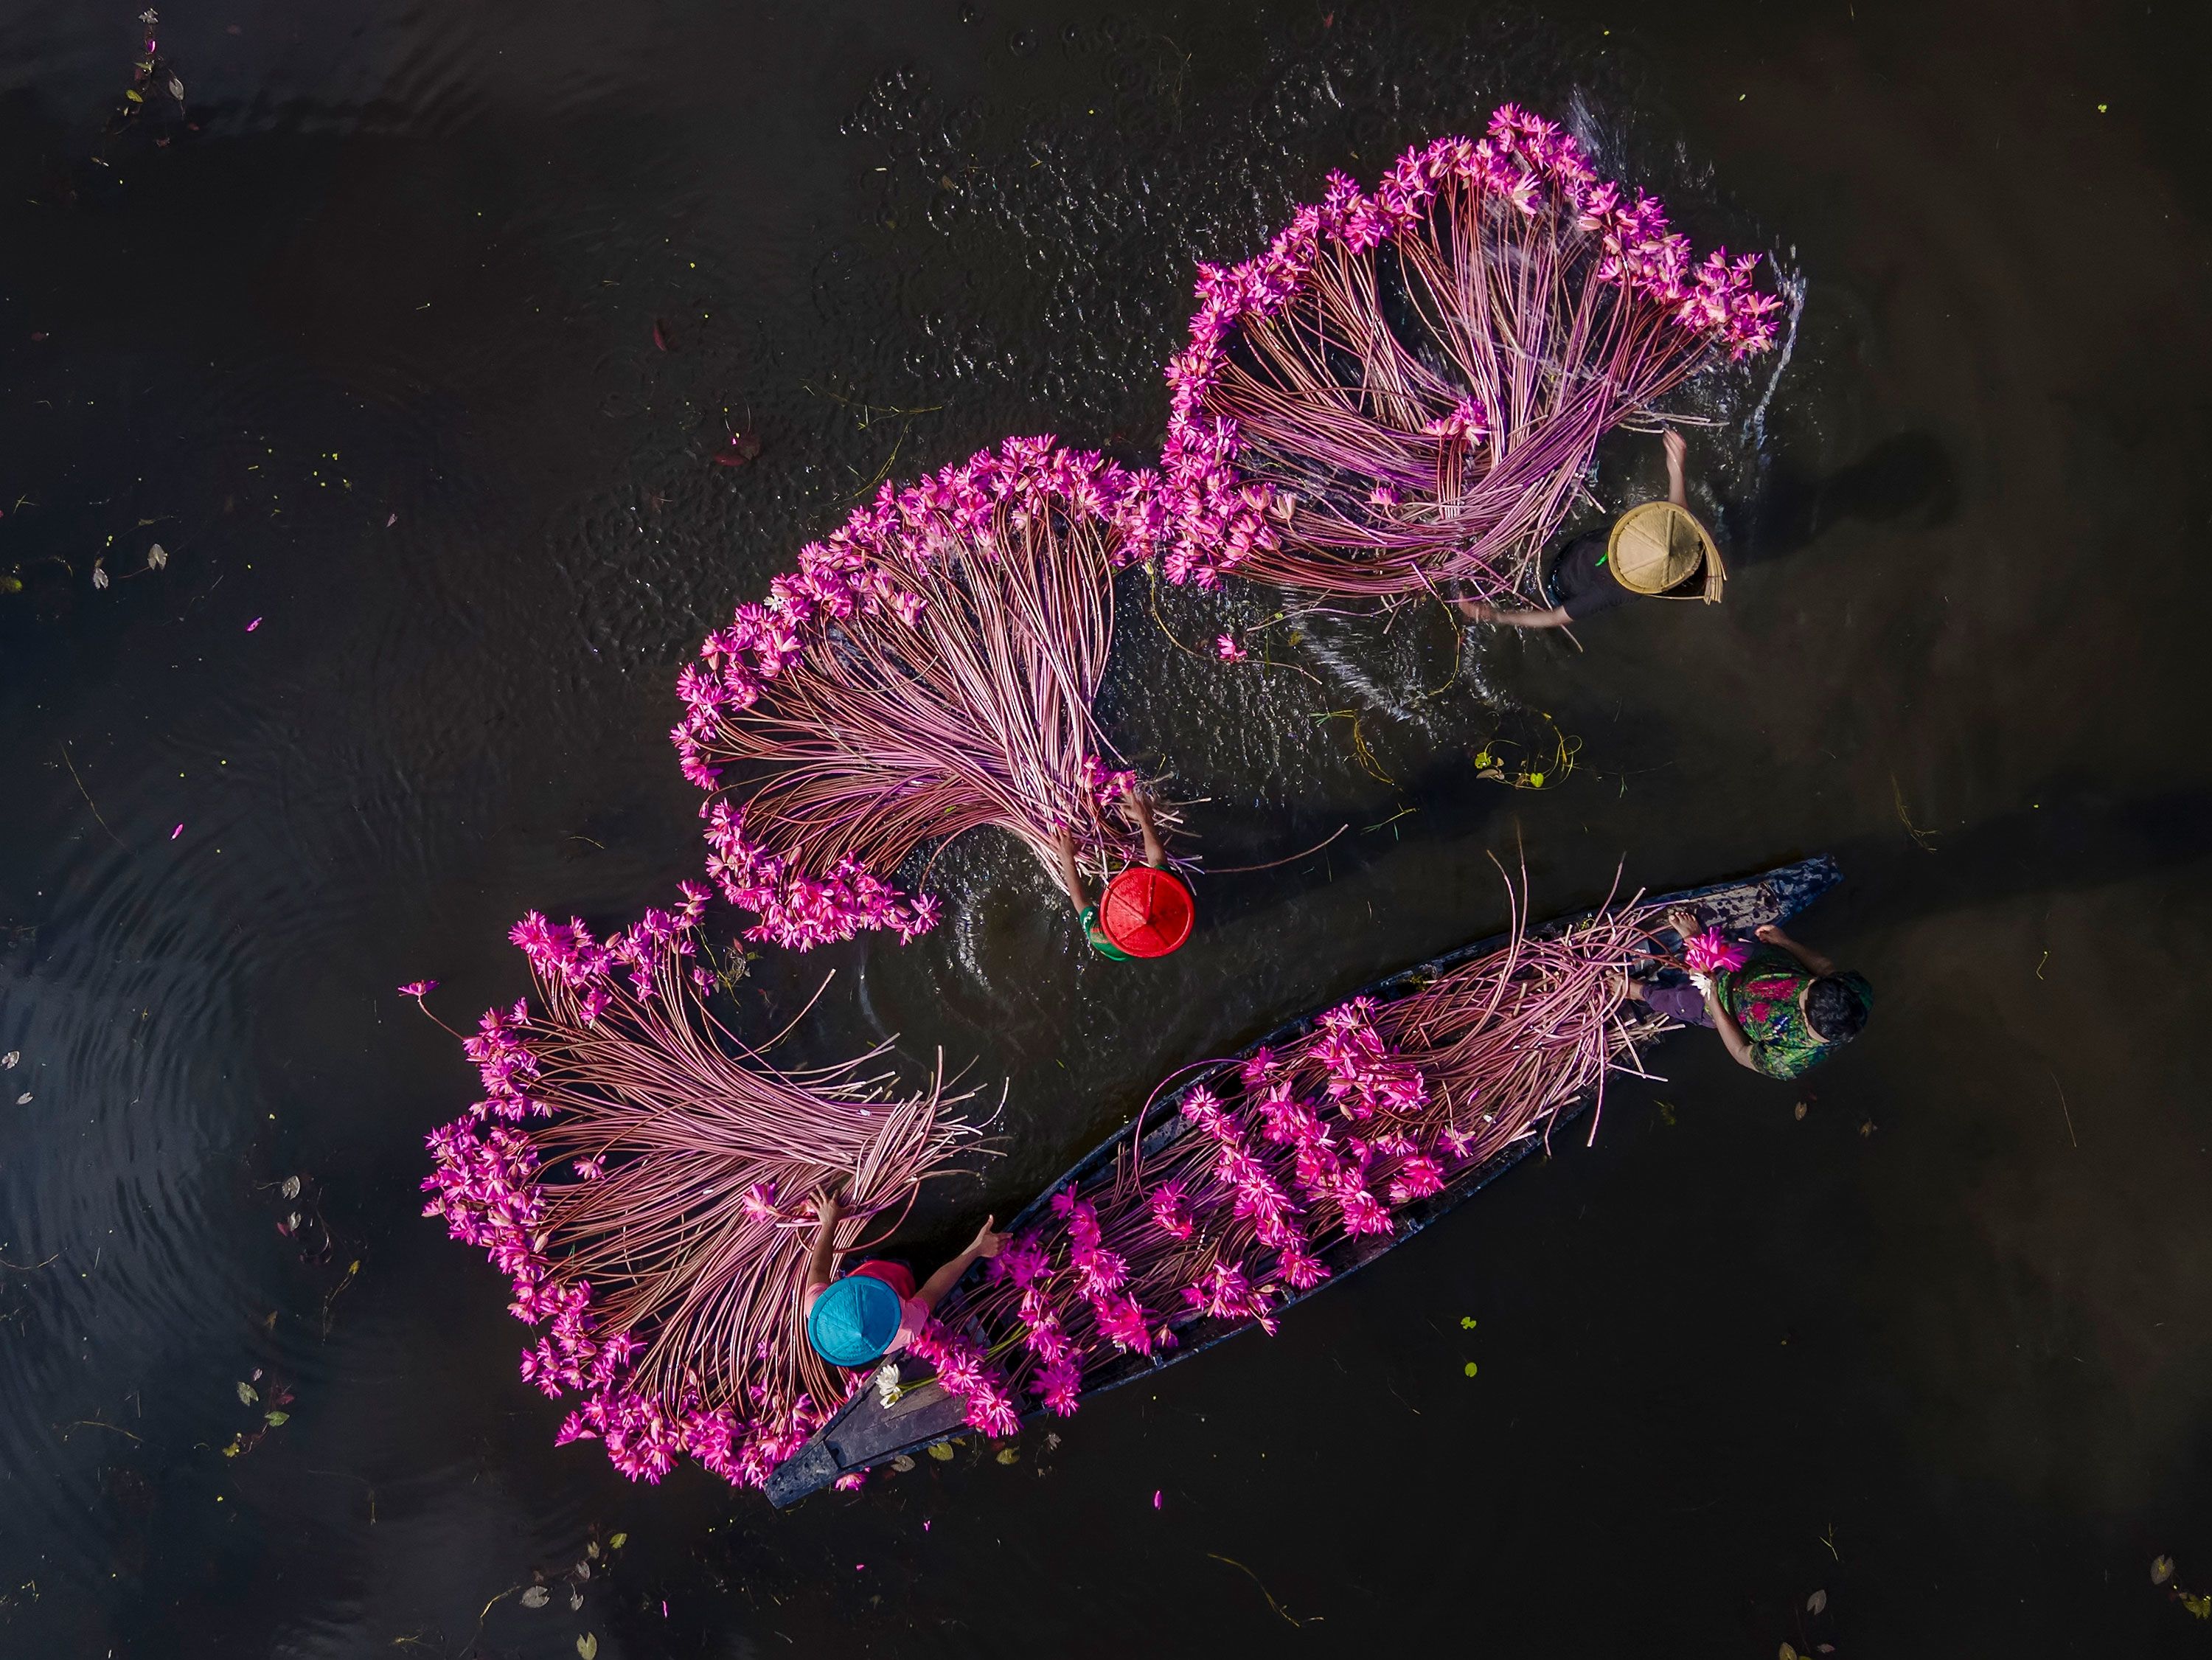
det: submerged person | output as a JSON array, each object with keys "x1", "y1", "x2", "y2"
[
  {"x1": 801, "y1": 1191, "x2": 1004, "y2": 1370},
  {"x1": 99, "y1": 10, "x2": 188, "y2": 163},
  {"x1": 1053, "y1": 788, "x2": 1194, "y2": 959},
  {"x1": 1459, "y1": 430, "x2": 1723, "y2": 631},
  {"x1": 1624, "y1": 909, "x2": 1874, "y2": 1081}
]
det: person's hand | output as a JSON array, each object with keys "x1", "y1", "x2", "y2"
[
  {"x1": 810, "y1": 1188, "x2": 842, "y2": 1224},
  {"x1": 1754, "y1": 923, "x2": 1784, "y2": 945},
  {"x1": 1458, "y1": 598, "x2": 1496, "y2": 624},
  {"x1": 1663, "y1": 428, "x2": 1688, "y2": 470},
  {"x1": 967, "y1": 1215, "x2": 1005, "y2": 1260}
]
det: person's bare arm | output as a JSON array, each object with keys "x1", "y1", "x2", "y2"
[
  {"x1": 915, "y1": 1216, "x2": 1005, "y2": 1313},
  {"x1": 1458, "y1": 598, "x2": 1573, "y2": 629},
  {"x1": 804, "y1": 1190, "x2": 843, "y2": 1298},
  {"x1": 1664, "y1": 428, "x2": 1689, "y2": 510},
  {"x1": 1705, "y1": 982, "x2": 1764, "y2": 1072},
  {"x1": 1054, "y1": 825, "x2": 1090, "y2": 911},
  {"x1": 1755, "y1": 923, "x2": 1836, "y2": 977},
  {"x1": 1127, "y1": 790, "x2": 1166, "y2": 869}
]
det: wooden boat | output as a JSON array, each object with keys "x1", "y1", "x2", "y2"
[{"x1": 766, "y1": 855, "x2": 1841, "y2": 1506}]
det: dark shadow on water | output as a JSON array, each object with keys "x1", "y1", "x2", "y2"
[
  {"x1": 1812, "y1": 782, "x2": 2212, "y2": 943},
  {"x1": 1731, "y1": 430, "x2": 1960, "y2": 567}
]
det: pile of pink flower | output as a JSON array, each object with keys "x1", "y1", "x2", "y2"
[
  {"x1": 414, "y1": 886, "x2": 978, "y2": 1488},
  {"x1": 1160, "y1": 103, "x2": 1781, "y2": 595},
  {"x1": 905, "y1": 906, "x2": 1663, "y2": 1439},
  {"x1": 674, "y1": 434, "x2": 1170, "y2": 948}
]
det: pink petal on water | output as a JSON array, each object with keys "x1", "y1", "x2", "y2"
[
  {"x1": 1152, "y1": 1489, "x2": 1163, "y2": 1510},
  {"x1": 246, "y1": 617, "x2": 262, "y2": 632},
  {"x1": 386, "y1": 513, "x2": 397, "y2": 527},
  {"x1": 170, "y1": 824, "x2": 183, "y2": 840}
]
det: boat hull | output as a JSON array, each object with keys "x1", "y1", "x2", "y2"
[{"x1": 766, "y1": 855, "x2": 1841, "y2": 1506}]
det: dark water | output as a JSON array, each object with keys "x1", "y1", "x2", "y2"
[{"x1": 4, "y1": 0, "x2": 2210, "y2": 1653}]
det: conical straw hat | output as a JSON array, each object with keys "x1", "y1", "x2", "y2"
[{"x1": 1607, "y1": 501, "x2": 1718, "y2": 596}]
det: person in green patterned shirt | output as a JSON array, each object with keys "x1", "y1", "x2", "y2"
[{"x1": 1627, "y1": 907, "x2": 1874, "y2": 1080}]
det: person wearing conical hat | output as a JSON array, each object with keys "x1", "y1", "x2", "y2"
[
  {"x1": 801, "y1": 1189, "x2": 1004, "y2": 1371},
  {"x1": 1458, "y1": 430, "x2": 1725, "y2": 631},
  {"x1": 1053, "y1": 789, "x2": 1195, "y2": 960}
]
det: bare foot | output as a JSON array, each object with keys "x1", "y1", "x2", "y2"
[{"x1": 1666, "y1": 906, "x2": 1703, "y2": 940}]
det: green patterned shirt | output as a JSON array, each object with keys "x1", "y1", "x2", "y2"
[{"x1": 1714, "y1": 946, "x2": 1872, "y2": 1080}]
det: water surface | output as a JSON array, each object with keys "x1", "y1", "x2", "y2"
[{"x1": 3, "y1": 1, "x2": 2210, "y2": 1653}]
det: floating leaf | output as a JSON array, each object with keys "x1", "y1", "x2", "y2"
[
  {"x1": 1793, "y1": 1101, "x2": 1808, "y2": 1121},
  {"x1": 235, "y1": 1381, "x2": 259, "y2": 1406},
  {"x1": 1780, "y1": 1645, "x2": 1798, "y2": 1660},
  {"x1": 1463, "y1": 1361, "x2": 1478, "y2": 1378},
  {"x1": 91, "y1": 561, "x2": 109, "y2": 590},
  {"x1": 2154, "y1": 1555, "x2": 2175, "y2": 1586},
  {"x1": 262, "y1": 1410, "x2": 289, "y2": 1427},
  {"x1": 1, "y1": 1052, "x2": 16, "y2": 1069},
  {"x1": 146, "y1": 544, "x2": 167, "y2": 570},
  {"x1": 577, "y1": 1636, "x2": 599, "y2": 1659},
  {"x1": 890, "y1": 1455, "x2": 915, "y2": 1473},
  {"x1": 1458, "y1": 1316, "x2": 1478, "y2": 1330},
  {"x1": 608, "y1": 1532, "x2": 627, "y2": 1549},
  {"x1": 220, "y1": 1437, "x2": 242, "y2": 1457},
  {"x1": 568, "y1": 1588, "x2": 583, "y2": 1612},
  {"x1": 586, "y1": 1541, "x2": 600, "y2": 1559},
  {"x1": 15, "y1": 1093, "x2": 29, "y2": 1105},
  {"x1": 574, "y1": 1559, "x2": 591, "y2": 1580},
  {"x1": 927, "y1": 1442, "x2": 953, "y2": 1462},
  {"x1": 995, "y1": 1447, "x2": 1019, "y2": 1465},
  {"x1": 2184, "y1": 1591, "x2": 2212, "y2": 1620},
  {"x1": 280, "y1": 1175, "x2": 301, "y2": 1199},
  {"x1": 521, "y1": 1586, "x2": 549, "y2": 1609},
  {"x1": 1806, "y1": 1588, "x2": 1827, "y2": 1614}
]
